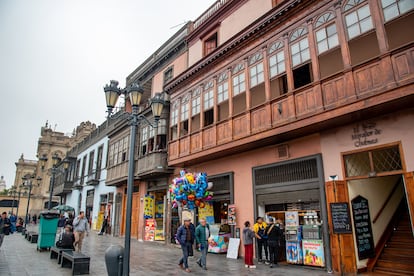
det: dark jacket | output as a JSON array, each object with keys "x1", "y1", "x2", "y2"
[
  {"x1": 266, "y1": 223, "x2": 283, "y2": 243},
  {"x1": 0, "y1": 217, "x2": 11, "y2": 235},
  {"x1": 176, "y1": 224, "x2": 195, "y2": 245},
  {"x1": 58, "y1": 232, "x2": 75, "y2": 249},
  {"x1": 195, "y1": 224, "x2": 210, "y2": 244}
]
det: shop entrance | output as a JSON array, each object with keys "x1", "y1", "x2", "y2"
[
  {"x1": 343, "y1": 143, "x2": 413, "y2": 274},
  {"x1": 253, "y1": 154, "x2": 331, "y2": 270}
]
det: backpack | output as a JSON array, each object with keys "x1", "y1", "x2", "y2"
[{"x1": 257, "y1": 224, "x2": 268, "y2": 240}]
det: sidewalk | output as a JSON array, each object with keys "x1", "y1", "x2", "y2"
[{"x1": 0, "y1": 226, "x2": 329, "y2": 275}]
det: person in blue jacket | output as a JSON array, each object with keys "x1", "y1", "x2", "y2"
[{"x1": 176, "y1": 218, "x2": 195, "y2": 273}]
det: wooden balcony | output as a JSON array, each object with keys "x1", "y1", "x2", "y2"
[
  {"x1": 106, "y1": 161, "x2": 128, "y2": 186},
  {"x1": 86, "y1": 170, "x2": 100, "y2": 186},
  {"x1": 169, "y1": 45, "x2": 414, "y2": 166},
  {"x1": 137, "y1": 150, "x2": 172, "y2": 179},
  {"x1": 53, "y1": 180, "x2": 74, "y2": 196}
]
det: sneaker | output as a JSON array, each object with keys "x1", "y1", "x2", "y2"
[
  {"x1": 185, "y1": 268, "x2": 191, "y2": 273},
  {"x1": 179, "y1": 263, "x2": 183, "y2": 269},
  {"x1": 265, "y1": 261, "x2": 270, "y2": 265},
  {"x1": 245, "y1": 265, "x2": 249, "y2": 268},
  {"x1": 249, "y1": 265, "x2": 256, "y2": 269},
  {"x1": 270, "y1": 264, "x2": 273, "y2": 268},
  {"x1": 202, "y1": 267, "x2": 207, "y2": 270},
  {"x1": 258, "y1": 259, "x2": 263, "y2": 263},
  {"x1": 196, "y1": 261, "x2": 202, "y2": 268}
]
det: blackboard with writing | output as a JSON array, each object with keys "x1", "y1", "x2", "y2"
[
  {"x1": 330, "y1": 202, "x2": 352, "y2": 234},
  {"x1": 351, "y1": 195, "x2": 375, "y2": 260}
]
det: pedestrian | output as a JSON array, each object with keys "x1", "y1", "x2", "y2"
[
  {"x1": 195, "y1": 218, "x2": 210, "y2": 270},
  {"x1": 266, "y1": 218, "x2": 283, "y2": 268},
  {"x1": 176, "y1": 218, "x2": 195, "y2": 273},
  {"x1": 254, "y1": 217, "x2": 269, "y2": 264},
  {"x1": 98, "y1": 216, "x2": 108, "y2": 235},
  {"x1": 0, "y1": 212, "x2": 11, "y2": 248},
  {"x1": 188, "y1": 222, "x2": 195, "y2": 257},
  {"x1": 32, "y1": 214, "x2": 37, "y2": 225},
  {"x1": 73, "y1": 211, "x2": 89, "y2": 252},
  {"x1": 57, "y1": 214, "x2": 67, "y2": 234},
  {"x1": 56, "y1": 225, "x2": 75, "y2": 250},
  {"x1": 9, "y1": 213, "x2": 17, "y2": 234},
  {"x1": 243, "y1": 221, "x2": 256, "y2": 269},
  {"x1": 65, "y1": 213, "x2": 74, "y2": 227}
]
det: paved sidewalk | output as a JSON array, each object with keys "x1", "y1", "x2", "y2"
[{"x1": 0, "y1": 226, "x2": 329, "y2": 275}]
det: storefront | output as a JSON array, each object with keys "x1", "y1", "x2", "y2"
[
  {"x1": 253, "y1": 154, "x2": 330, "y2": 268},
  {"x1": 97, "y1": 192, "x2": 114, "y2": 234},
  {"x1": 144, "y1": 179, "x2": 168, "y2": 242}
]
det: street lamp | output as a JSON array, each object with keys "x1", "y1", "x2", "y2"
[
  {"x1": 22, "y1": 174, "x2": 42, "y2": 228},
  {"x1": 104, "y1": 80, "x2": 166, "y2": 276},
  {"x1": 8, "y1": 188, "x2": 17, "y2": 215},
  {"x1": 47, "y1": 153, "x2": 61, "y2": 210}
]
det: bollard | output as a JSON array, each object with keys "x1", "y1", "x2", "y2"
[{"x1": 105, "y1": 245, "x2": 124, "y2": 276}]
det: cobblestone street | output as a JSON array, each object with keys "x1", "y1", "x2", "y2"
[{"x1": 0, "y1": 226, "x2": 329, "y2": 276}]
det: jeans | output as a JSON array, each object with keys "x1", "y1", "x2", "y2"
[
  {"x1": 268, "y1": 240, "x2": 280, "y2": 264},
  {"x1": 179, "y1": 241, "x2": 192, "y2": 269},
  {"x1": 198, "y1": 242, "x2": 208, "y2": 268},
  {"x1": 257, "y1": 239, "x2": 268, "y2": 260}
]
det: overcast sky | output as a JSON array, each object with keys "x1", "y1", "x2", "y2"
[{"x1": 0, "y1": 0, "x2": 216, "y2": 187}]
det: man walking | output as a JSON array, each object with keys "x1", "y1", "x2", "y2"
[
  {"x1": 195, "y1": 218, "x2": 210, "y2": 270},
  {"x1": 0, "y1": 212, "x2": 11, "y2": 247},
  {"x1": 73, "y1": 211, "x2": 89, "y2": 252},
  {"x1": 176, "y1": 218, "x2": 195, "y2": 273}
]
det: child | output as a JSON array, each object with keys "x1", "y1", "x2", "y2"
[{"x1": 243, "y1": 221, "x2": 256, "y2": 269}]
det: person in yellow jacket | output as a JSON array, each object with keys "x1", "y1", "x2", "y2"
[{"x1": 253, "y1": 217, "x2": 269, "y2": 264}]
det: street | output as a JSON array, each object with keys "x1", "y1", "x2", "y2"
[{"x1": 0, "y1": 226, "x2": 329, "y2": 276}]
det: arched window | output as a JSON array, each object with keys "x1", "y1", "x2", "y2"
[
  {"x1": 343, "y1": 0, "x2": 373, "y2": 40},
  {"x1": 217, "y1": 71, "x2": 228, "y2": 103},
  {"x1": 232, "y1": 62, "x2": 246, "y2": 96},
  {"x1": 249, "y1": 52, "x2": 264, "y2": 88},
  {"x1": 315, "y1": 12, "x2": 339, "y2": 54},
  {"x1": 268, "y1": 40, "x2": 285, "y2": 78},
  {"x1": 290, "y1": 27, "x2": 310, "y2": 67}
]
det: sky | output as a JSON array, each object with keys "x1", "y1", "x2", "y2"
[{"x1": 0, "y1": 0, "x2": 216, "y2": 188}]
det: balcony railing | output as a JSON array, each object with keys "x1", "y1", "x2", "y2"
[
  {"x1": 193, "y1": 0, "x2": 230, "y2": 29},
  {"x1": 53, "y1": 180, "x2": 74, "y2": 195},
  {"x1": 86, "y1": 170, "x2": 100, "y2": 186},
  {"x1": 137, "y1": 151, "x2": 171, "y2": 178}
]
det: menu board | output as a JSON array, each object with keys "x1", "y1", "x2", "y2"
[
  {"x1": 330, "y1": 202, "x2": 352, "y2": 234},
  {"x1": 351, "y1": 195, "x2": 375, "y2": 260}
]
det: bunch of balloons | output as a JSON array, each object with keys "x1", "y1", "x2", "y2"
[{"x1": 170, "y1": 170, "x2": 213, "y2": 210}]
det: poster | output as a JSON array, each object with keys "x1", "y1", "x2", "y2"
[
  {"x1": 154, "y1": 229, "x2": 165, "y2": 241},
  {"x1": 286, "y1": 241, "x2": 303, "y2": 264},
  {"x1": 144, "y1": 219, "x2": 156, "y2": 241},
  {"x1": 302, "y1": 240, "x2": 325, "y2": 267},
  {"x1": 285, "y1": 211, "x2": 299, "y2": 227},
  {"x1": 208, "y1": 233, "x2": 231, "y2": 253},
  {"x1": 155, "y1": 201, "x2": 164, "y2": 218},
  {"x1": 198, "y1": 201, "x2": 214, "y2": 224},
  {"x1": 144, "y1": 195, "x2": 155, "y2": 219},
  {"x1": 228, "y1": 205, "x2": 236, "y2": 226}
]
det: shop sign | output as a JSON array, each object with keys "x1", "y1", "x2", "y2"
[
  {"x1": 285, "y1": 211, "x2": 299, "y2": 227},
  {"x1": 351, "y1": 195, "x2": 375, "y2": 260},
  {"x1": 302, "y1": 240, "x2": 325, "y2": 267},
  {"x1": 144, "y1": 194, "x2": 155, "y2": 219},
  {"x1": 227, "y1": 205, "x2": 236, "y2": 226},
  {"x1": 144, "y1": 219, "x2": 156, "y2": 241},
  {"x1": 198, "y1": 201, "x2": 214, "y2": 224},
  {"x1": 330, "y1": 202, "x2": 352, "y2": 234},
  {"x1": 351, "y1": 122, "x2": 382, "y2": 147}
]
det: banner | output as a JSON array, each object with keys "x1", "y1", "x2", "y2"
[
  {"x1": 144, "y1": 219, "x2": 156, "y2": 241},
  {"x1": 198, "y1": 201, "x2": 214, "y2": 224},
  {"x1": 144, "y1": 194, "x2": 155, "y2": 219}
]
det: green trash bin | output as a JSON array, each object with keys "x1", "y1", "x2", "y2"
[{"x1": 37, "y1": 211, "x2": 60, "y2": 251}]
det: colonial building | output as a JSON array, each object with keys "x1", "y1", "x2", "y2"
[
  {"x1": 55, "y1": 120, "x2": 117, "y2": 232},
  {"x1": 165, "y1": 0, "x2": 414, "y2": 274},
  {"x1": 105, "y1": 25, "x2": 188, "y2": 240}
]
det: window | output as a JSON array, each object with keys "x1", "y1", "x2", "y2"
[
  {"x1": 170, "y1": 101, "x2": 179, "y2": 140},
  {"x1": 156, "y1": 119, "x2": 167, "y2": 150},
  {"x1": 290, "y1": 27, "x2": 310, "y2": 67},
  {"x1": 170, "y1": 105, "x2": 178, "y2": 126},
  {"x1": 192, "y1": 92, "x2": 201, "y2": 115},
  {"x1": 217, "y1": 72, "x2": 228, "y2": 103},
  {"x1": 191, "y1": 88, "x2": 201, "y2": 133},
  {"x1": 249, "y1": 52, "x2": 264, "y2": 87},
  {"x1": 315, "y1": 13, "x2": 339, "y2": 54},
  {"x1": 204, "y1": 33, "x2": 218, "y2": 56},
  {"x1": 293, "y1": 63, "x2": 312, "y2": 89},
  {"x1": 344, "y1": 1, "x2": 373, "y2": 39},
  {"x1": 269, "y1": 41, "x2": 285, "y2": 78},
  {"x1": 80, "y1": 155, "x2": 87, "y2": 184},
  {"x1": 163, "y1": 66, "x2": 174, "y2": 84},
  {"x1": 75, "y1": 159, "x2": 81, "y2": 179},
  {"x1": 232, "y1": 73, "x2": 246, "y2": 96},
  {"x1": 203, "y1": 81, "x2": 214, "y2": 110},
  {"x1": 141, "y1": 127, "x2": 148, "y2": 155},
  {"x1": 96, "y1": 145, "x2": 103, "y2": 180},
  {"x1": 180, "y1": 95, "x2": 190, "y2": 137},
  {"x1": 382, "y1": 0, "x2": 414, "y2": 22},
  {"x1": 88, "y1": 151, "x2": 95, "y2": 175}
]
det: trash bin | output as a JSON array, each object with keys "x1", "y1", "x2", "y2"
[
  {"x1": 105, "y1": 245, "x2": 124, "y2": 276},
  {"x1": 37, "y1": 211, "x2": 60, "y2": 251}
]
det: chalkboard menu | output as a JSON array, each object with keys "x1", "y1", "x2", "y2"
[
  {"x1": 351, "y1": 195, "x2": 375, "y2": 260},
  {"x1": 330, "y1": 202, "x2": 352, "y2": 234}
]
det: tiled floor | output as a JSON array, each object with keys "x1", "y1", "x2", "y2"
[{"x1": 0, "y1": 226, "x2": 330, "y2": 275}]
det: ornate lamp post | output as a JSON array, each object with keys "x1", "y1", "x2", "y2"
[
  {"x1": 104, "y1": 80, "x2": 166, "y2": 276},
  {"x1": 22, "y1": 174, "x2": 42, "y2": 228},
  {"x1": 42, "y1": 154, "x2": 70, "y2": 210}
]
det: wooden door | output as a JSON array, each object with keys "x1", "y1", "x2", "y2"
[{"x1": 131, "y1": 192, "x2": 140, "y2": 239}]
